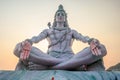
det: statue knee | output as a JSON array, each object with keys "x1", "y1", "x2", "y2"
[
  {"x1": 100, "y1": 44, "x2": 107, "y2": 56},
  {"x1": 13, "y1": 43, "x2": 22, "y2": 57},
  {"x1": 15, "y1": 60, "x2": 27, "y2": 70},
  {"x1": 13, "y1": 42, "x2": 35, "y2": 58}
]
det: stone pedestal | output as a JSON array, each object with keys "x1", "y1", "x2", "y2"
[{"x1": 0, "y1": 70, "x2": 120, "y2": 80}]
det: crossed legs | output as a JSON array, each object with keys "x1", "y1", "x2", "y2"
[
  {"x1": 14, "y1": 43, "x2": 107, "y2": 70},
  {"x1": 51, "y1": 44, "x2": 107, "y2": 70},
  {"x1": 14, "y1": 43, "x2": 65, "y2": 70}
]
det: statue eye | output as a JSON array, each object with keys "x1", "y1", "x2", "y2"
[
  {"x1": 57, "y1": 12, "x2": 65, "y2": 16},
  {"x1": 57, "y1": 13, "x2": 60, "y2": 16},
  {"x1": 61, "y1": 13, "x2": 64, "y2": 16}
]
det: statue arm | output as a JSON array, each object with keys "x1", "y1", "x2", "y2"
[
  {"x1": 72, "y1": 30, "x2": 91, "y2": 43},
  {"x1": 29, "y1": 29, "x2": 48, "y2": 44},
  {"x1": 13, "y1": 29, "x2": 48, "y2": 60},
  {"x1": 72, "y1": 30, "x2": 103, "y2": 56}
]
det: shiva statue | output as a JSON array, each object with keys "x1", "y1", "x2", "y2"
[{"x1": 14, "y1": 5, "x2": 107, "y2": 71}]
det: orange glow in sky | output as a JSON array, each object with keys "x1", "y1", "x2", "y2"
[{"x1": 0, "y1": 0, "x2": 120, "y2": 70}]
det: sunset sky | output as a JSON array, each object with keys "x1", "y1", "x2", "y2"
[{"x1": 0, "y1": 0, "x2": 120, "y2": 70}]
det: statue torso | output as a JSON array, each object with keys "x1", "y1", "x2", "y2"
[{"x1": 47, "y1": 28, "x2": 74, "y2": 53}]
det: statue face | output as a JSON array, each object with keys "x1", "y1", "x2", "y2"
[{"x1": 55, "y1": 11, "x2": 66, "y2": 23}]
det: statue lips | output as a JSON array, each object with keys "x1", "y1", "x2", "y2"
[
  {"x1": 58, "y1": 17, "x2": 65, "y2": 23},
  {"x1": 60, "y1": 16, "x2": 62, "y2": 20}
]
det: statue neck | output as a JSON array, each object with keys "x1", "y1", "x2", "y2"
[
  {"x1": 53, "y1": 21, "x2": 69, "y2": 31},
  {"x1": 56, "y1": 22, "x2": 64, "y2": 28}
]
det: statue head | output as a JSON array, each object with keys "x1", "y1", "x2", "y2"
[{"x1": 52, "y1": 5, "x2": 69, "y2": 28}]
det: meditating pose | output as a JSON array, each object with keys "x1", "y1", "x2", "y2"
[{"x1": 14, "y1": 5, "x2": 107, "y2": 71}]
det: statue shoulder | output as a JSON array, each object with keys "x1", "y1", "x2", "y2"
[
  {"x1": 71, "y1": 29, "x2": 78, "y2": 33},
  {"x1": 42, "y1": 28, "x2": 53, "y2": 34},
  {"x1": 42, "y1": 29, "x2": 52, "y2": 32},
  {"x1": 42, "y1": 29, "x2": 49, "y2": 32}
]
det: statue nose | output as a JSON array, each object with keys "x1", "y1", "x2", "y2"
[
  {"x1": 59, "y1": 14, "x2": 62, "y2": 17},
  {"x1": 60, "y1": 13, "x2": 64, "y2": 17}
]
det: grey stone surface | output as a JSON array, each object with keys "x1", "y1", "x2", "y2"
[{"x1": 0, "y1": 70, "x2": 120, "y2": 80}]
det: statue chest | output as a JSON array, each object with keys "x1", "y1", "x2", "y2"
[{"x1": 48, "y1": 30, "x2": 72, "y2": 41}]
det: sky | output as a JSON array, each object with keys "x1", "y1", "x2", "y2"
[{"x1": 0, "y1": 0, "x2": 120, "y2": 70}]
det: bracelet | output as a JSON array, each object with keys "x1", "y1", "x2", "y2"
[{"x1": 88, "y1": 38, "x2": 94, "y2": 44}]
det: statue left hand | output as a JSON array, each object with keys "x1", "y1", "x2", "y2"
[
  {"x1": 20, "y1": 40, "x2": 32, "y2": 61},
  {"x1": 90, "y1": 39, "x2": 102, "y2": 56}
]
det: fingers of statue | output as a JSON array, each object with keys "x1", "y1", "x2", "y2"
[
  {"x1": 96, "y1": 47, "x2": 102, "y2": 55},
  {"x1": 23, "y1": 50, "x2": 29, "y2": 60},
  {"x1": 91, "y1": 47, "x2": 101, "y2": 56},
  {"x1": 20, "y1": 40, "x2": 31, "y2": 61},
  {"x1": 91, "y1": 47, "x2": 96, "y2": 56},
  {"x1": 20, "y1": 51, "x2": 29, "y2": 61},
  {"x1": 20, "y1": 50, "x2": 27, "y2": 61}
]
